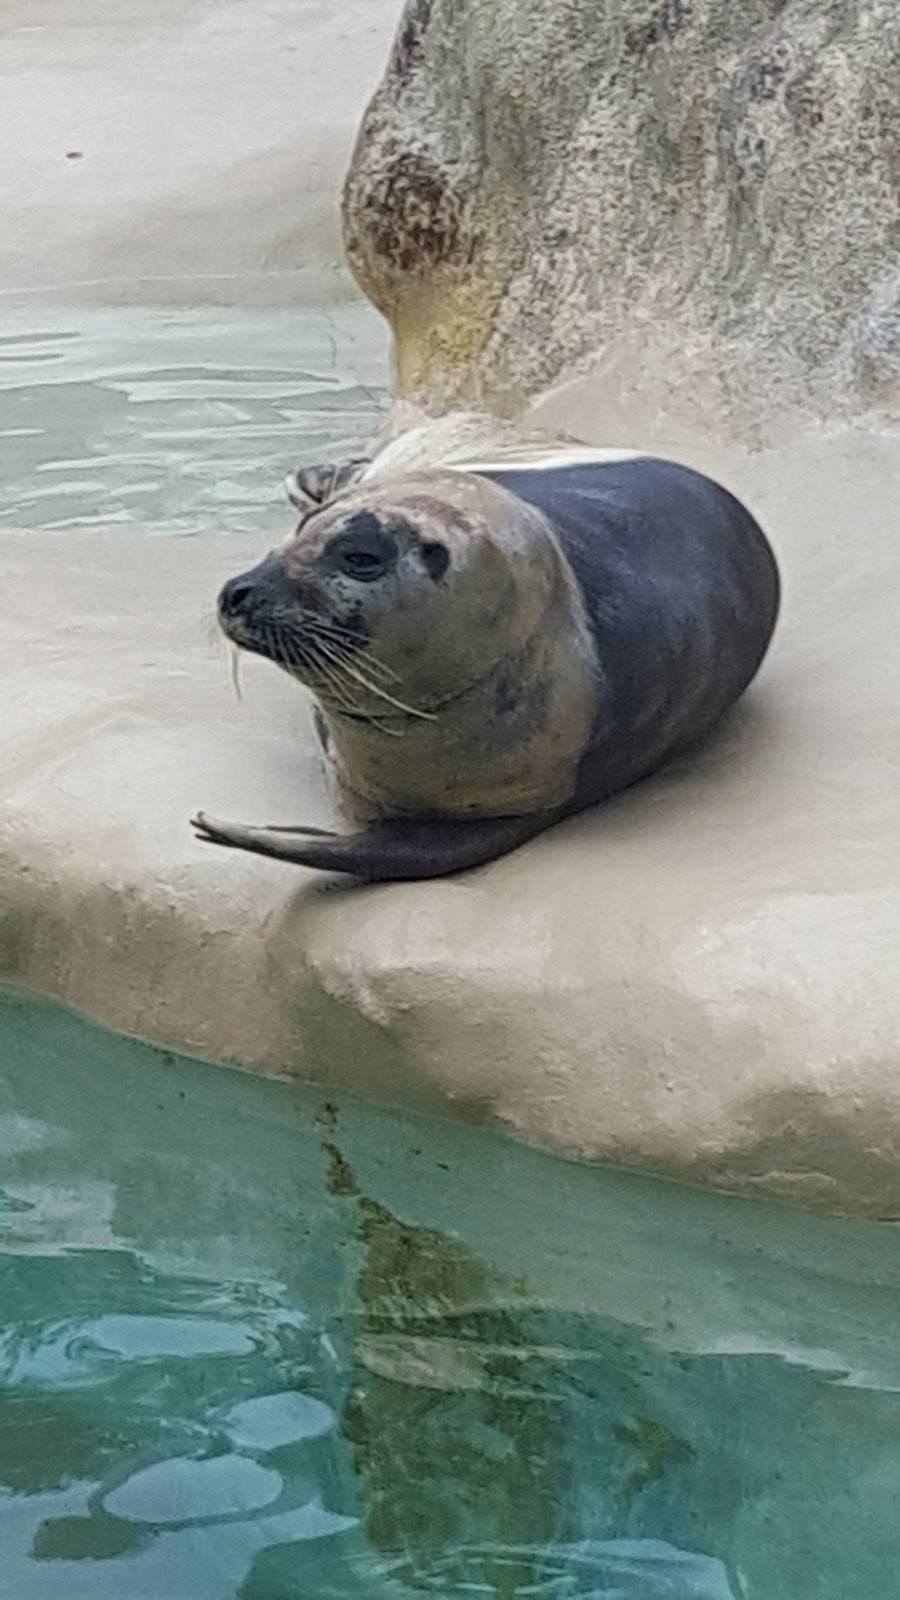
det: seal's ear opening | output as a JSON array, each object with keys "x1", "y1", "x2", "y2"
[{"x1": 420, "y1": 540, "x2": 450, "y2": 583}]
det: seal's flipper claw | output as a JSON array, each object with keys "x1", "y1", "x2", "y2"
[
  {"x1": 191, "y1": 812, "x2": 337, "y2": 844},
  {"x1": 190, "y1": 810, "x2": 557, "y2": 881},
  {"x1": 191, "y1": 812, "x2": 265, "y2": 848},
  {"x1": 190, "y1": 811, "x2": 348, "y2": 865}
]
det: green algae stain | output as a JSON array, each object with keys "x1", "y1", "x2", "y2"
[
  {"x1": 616, "y1": 1412, "x2": 694, "y2": 1498},
  {"x1": 316, "y1": 1101, "x2": 360, "y2": 1198}
]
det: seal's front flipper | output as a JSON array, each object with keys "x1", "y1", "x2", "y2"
[{"x1": 190, "y1": 810, "x2": 558, "y2": 881}]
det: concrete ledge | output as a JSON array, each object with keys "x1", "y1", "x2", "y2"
[{"x1": 4, "y1": 425, "x2": 900, "y2": 1217}]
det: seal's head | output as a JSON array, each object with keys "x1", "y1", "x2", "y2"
[{"x1": 217, "y1": 469, "x2": 566, "y2": 728}]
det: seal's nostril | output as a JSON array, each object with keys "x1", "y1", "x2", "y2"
[{"x1": 219, "y1": 577, "x2": 254, "y2": 616}]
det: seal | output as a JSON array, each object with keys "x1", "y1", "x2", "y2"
[{"x1": 191, "y1": 420, "x2": 780, "y2": 880}]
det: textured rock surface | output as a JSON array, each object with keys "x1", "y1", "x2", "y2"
[
  {"x1": 344, "y1": 0, "x2": 900, "y2": 439},
  {"x1": 4, "y1": 424, "x2": 900, "y2": 1216}
]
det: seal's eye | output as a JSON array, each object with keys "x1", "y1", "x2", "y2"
[
  {"x1": 326, "y1": 513, "x2": 396, "y2": 583},
  {"x1": 341, "y1": 547, "x2": 388, "y2": 579}
]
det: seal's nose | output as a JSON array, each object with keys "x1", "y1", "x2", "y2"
[{"x1": 218, "y1": 574, "x2": 254, "y2": 619}]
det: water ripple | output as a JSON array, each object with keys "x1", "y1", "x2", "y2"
[{"x1": 0, "y1": 305, "x2": 389, "y2": 537}]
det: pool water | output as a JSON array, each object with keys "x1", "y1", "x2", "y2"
[
  {"x1": 2, "y1": 987, "x2": 900, "y2": 1599},
  {"x1": 0, "y1": 303, "x2": 389, "y2": 536}
]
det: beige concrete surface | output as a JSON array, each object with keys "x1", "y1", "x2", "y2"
[
  {"x1": 0, "y1": 0, "x2": 399, "y2": 301},
  {"x1": 3, "y1": 424, "x2": 900, "y2": 1216}
]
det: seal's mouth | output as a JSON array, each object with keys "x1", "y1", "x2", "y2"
[
  {"x1": 216, "y1": 566, "x2": 437, "y2": 729},
  {"x1": 217, "y1": 559, "x2": 363, "y2": 669},
  {"x1": 217, "y1": 611, "x2": 266, "y2": 655},
  {"x1": 217, "y1": 601, "x2": 296, "y2": 669}
]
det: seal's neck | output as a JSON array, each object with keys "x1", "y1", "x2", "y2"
[{"x1": 317, "y1": 561, "x2": 599, "y2": 822}]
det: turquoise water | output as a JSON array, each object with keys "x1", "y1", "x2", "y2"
[
  {"x1": 0, "y1": 304, "x2": 388, "y2": 536},
  {"x1": 3, "y1": 988, "x2": 900, "y2": 1598}
]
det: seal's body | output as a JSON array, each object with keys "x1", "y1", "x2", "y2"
[
  {"x1": 193, "y1": 434, "x2": 779, "y2": 880},
  {"x1": 482, "y1": 456, "x2": 778, "y2": 814}
]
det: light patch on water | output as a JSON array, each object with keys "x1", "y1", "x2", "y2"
[
  {"x1": 0, "y1": 1113, "x2": 60, "y2": 1156},
  {"x1": 0, "y1": 1179, "x2": 117, "y2": 1254},
  {"x1": 0, "y1": 303, "x2": 389, "y2": 536},
  {"x1": 226, "y1": 1392, "x2": 335, "y2": 1450},
  {"x1": 81, "y1": 1314, "x2": 262, "y2": 1361},
  {"x1": 373, "y1": 1540, "x2": 741, "y2": 1599},
  {"x1": 103, "y1": 1455, "x2": 284, "y2": 1526}
]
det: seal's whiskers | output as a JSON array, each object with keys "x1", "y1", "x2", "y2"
[
  {"x1": 305, "y1": 619, "x2": 402, "y2": 684},
  {"x1": 229, "y1": 645, "x2": 243, "y2": 702},
  {"x1": 302, "y1": 646, "x2": 368, "y2": 718},
  {"x1": 310, "y1": 635, "x2": 437, "y2": 722},
  {"x1": 270, "y1": 629, "x2": 348, "y2": 703}
]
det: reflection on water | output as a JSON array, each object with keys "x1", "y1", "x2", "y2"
[
  {"x1": 2, "y1": 986, "x2": 900, "y2": 1598},
  {"x1": 0, "y1": 305, "x2": 388, "y2": 536},
  {"x1": 0, "y1": 1249, "x2": 356, "y2": 1597}
]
